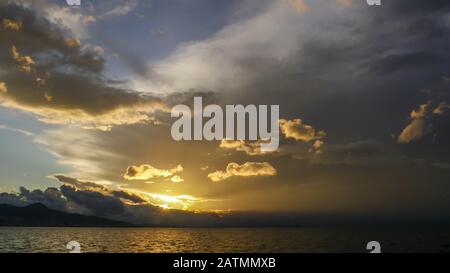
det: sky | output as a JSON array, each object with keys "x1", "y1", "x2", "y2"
[{"x1": 0, "y1": 0, "x2": 450, "y2": 226}]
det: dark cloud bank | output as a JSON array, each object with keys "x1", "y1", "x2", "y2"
[{"x1": 1, "y1": 177, "x2": 450, "y2": 226}]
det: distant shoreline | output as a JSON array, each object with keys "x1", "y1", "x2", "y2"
[{"x1": 3, "y1": 203, "x2": 450, "y2": 228}]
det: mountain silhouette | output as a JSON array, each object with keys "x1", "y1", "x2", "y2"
[{"x1": 0, "y1": 203, "x2": 133, "y2": 227}]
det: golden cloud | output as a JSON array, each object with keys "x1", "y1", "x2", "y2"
[
  {"x1": 398, "y1": 101, "x2": 432, "y2": 144},
  {"x1": 123, "y1": 164, "x2": 184, "y2": 181},
  {"x1": 398, "y1": 119, "x2": 427, "y2": 144},
  {"x1": 0, "y1": 97, "x2": 167, "y2": 131},
  {"x1": 313, "y1": 140, "x2": 324, "y2": 150},
  {"x1": 311, "y1": 139, "x2": 324, "y2": 154},
  {"x1": 0, "y1": 82, "x2": 7, "y2": 93},
  {"x1": 279, "y1": 118, "x2": 326, "y2": 142},
  {"x1": 128, "y1": 189, "x2": 212, "y2": 210},
  {"x1": 410, "y1": 101, "x2": 431, "y2": 119},
  {"x1": 11, "y1": 45, "x2": 35, "y2": 73},
  {"x1": 170, "y1": 175, "x2": 184, "y2": 183},
  {"x1": 219, "y1": 139, "x2": 276, "y2": 156},
  {"x1": 2, "y1": 18, "x2": 22, "y2": 31},
  {"x1": 65, "y1": 38, "x2": 81, "y2": 49},
  {"x1": 208, "y1": 162, "x2": 277, "y2": 182},
  {"x1": 82, "y1": 16, "x2": 96, "y2": 25},
  {"x1": 53, "y1": 174, "x2": 212, "y2": 211},
  {"x1": 432, "y1": 101, "x2": 449, "y2": 115}
]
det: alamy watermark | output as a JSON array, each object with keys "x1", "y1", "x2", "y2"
[
  {"x1": 66, "y1": 0, "x2": 81, "y2": 7},
  {"x1": 171, "y1": 97, "x2": 280, "y2": 152},
  {"x1": 66, "y1": 241, "x2": 81, "y2": 253},
  {"x1": 366, "y1": 0, "x2": 381, "y2": 6}
]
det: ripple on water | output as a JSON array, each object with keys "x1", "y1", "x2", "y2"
[{"x1": 1, "y1": 227, "x2": 450, "y2": 253}]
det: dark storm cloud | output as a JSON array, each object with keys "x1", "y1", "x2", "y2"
[
  {"x1": 310, "y1": 140, "x2": 406, "y2": 166},
  {"x1": 18, "y1": 186, "x2": 69, "y2": 212},
  {"x1": 0, "y1": 3, "x2": 168, "y2": 127},
  {"x1": 53, "y1": 174, "x2": 106, "y2": 190},
  {"x1": 146, "y1": 0, "x2": 449, "y2": 138},
  {"x1": 112, "y1": 190, "x2": 146, "y2": 204},
  {"x1": 387, "y1": 0, "x2": 450, "y2": 16},
  {"x1": 0, "y1": 180, "x2": 166, "y2": 223},
  {"x1": 0, "y1": 3, "x2": 104, "y2": 72},
  {"x1": 60, "y1": 185, "x2": 126, "y2": 216},
  {"x1": 0, "y1": 184, "x2": 144, "y2": 222},
  {"x1": 0, "y1": 186, "x2": 75, "y2": 212},
  {"x1": 2, "y1": 71, "x2": 164, "y2": 116},
  {"x1": 0, "y1": 185, "x2": 423, "y2": 226},
  {"x1": 358, "y1": 1, "x2": 450, "y2": 76},
  {"x1": 0, "y1": 192, "x2": 26, "y2": 207},
  {"x1": 369, "y1": 52, "x2": 441, "y2": 75},
  {"x1": 275, "y1": 0, "x2": 450, "y2": 154},
  {"x1": 0, "y1": 184, "x2": 223, "y2": 226},
  {"x1": 91, "y1": 31, "x2": 150, "y2": 76}
]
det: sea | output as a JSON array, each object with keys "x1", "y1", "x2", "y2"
[{"x1": 1, "y1": 226, "x2": 450, "y2": 253}]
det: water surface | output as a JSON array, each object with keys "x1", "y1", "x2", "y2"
[{"x1": 1, "y1": 227, "x2": 449, "y2": 253}]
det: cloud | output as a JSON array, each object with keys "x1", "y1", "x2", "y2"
[
  {"x1": 398, "y1": 101, "x2": 432, "y2": 144},
  {"x1": 53, "y1": 174, "x2": 106, "y2": 191},
  {"x1": 287, "y1": 0, "x2": 309, "y2": 13},
  {"x1": 313, "y1": 140, "x2": 324, "y2": 150},
  {"x1": 11, "y1": 45, "x2": 35, "y2": 72},
  {"x1": 99, "y1": 0, "x2": 140, "y2": 19},
  {"x1": 170, "y1": 175, "x2": 184, "y2": 183},
  {"x1": 60, "y1": 184, "x2": 127, "y2": 216},
  {"x1": 82, "y1": 16, "x2": 96, "y2": 25},
  {"x1": 134, "y1": 0, "x2": 310, "y2": 93},
  {"x1": 0, "y1": 176, "x2": 157, "y2": 222},
  {"x1": 410, "y1": 101, "x2": 431, "y2": 119},
  {"x1": 2, "y1": 18, "x2": 22, "y2": 31},
  {"x1": 219, "y1": 139, "x2": 276, "y2": 156},
  {"x1": 0, "y1": 72, "x2": 167, "y2": 129},
  {"x1": 0, "y1": 3, "x2": 170, "y2": 129},
  {"x1": 33, "y1": 122, "x2": 229, "y2": 211},
  {"x1": 132, "y1": 191, "x2": 211, "y2": 210},
  {"x1": 370, "y1": 52, "x2": 441, "y2": 76},
  {"x1": 81, "y1": 44, "x2": 105, "y2": 56},
  {"x1": 311, "y1": 140, "x2": 324, "y2": 154},
  {"x1": 310, "y1": 140, "x2": 405, "y2": 165},
  {"x1": 0, "y1": 4, "x2": 104, "y2": 72},
  {"x1": 398, "y1": 119, "x2": 429, "y2": 144},
  {"x1": 112, "y1": 190, "x2": 146, "y2": 204},
  {"x1": 433, "y1": 101, "x2": 449, "y2": 115},
  {"x1": 208, "y1": 162, "x2": 277, "y2": 182},
  {"x1": 132, "y1": 0, "x2": 375, "y2": 94},
  {"x1": 398, "y1": 97, "x2": 450, "y2": 144},
  {"x1": 0, "y1": 123, "x2": 34, "y2": 137},
  {"x1": 2, "y1": 0, "x2": 450, "y2": 219},
  {"x1": 0, "y1": 182, "x2": 221, "y2": 225},
  {"x1": 29, "y1": 1, "x2": 96, "y2": 39},
  {"x1": 0, "y1": 186, "x2": 84, "y2": 213},
  {"x1": 123, "y1": 164, "x2": 183, "y2": 181},
  {"x1": 0, "y1": 82, "x2": 7, "y2": 93},
  {"x1": 279, "y1": 118, "x2": 326, "y2": 142}
]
